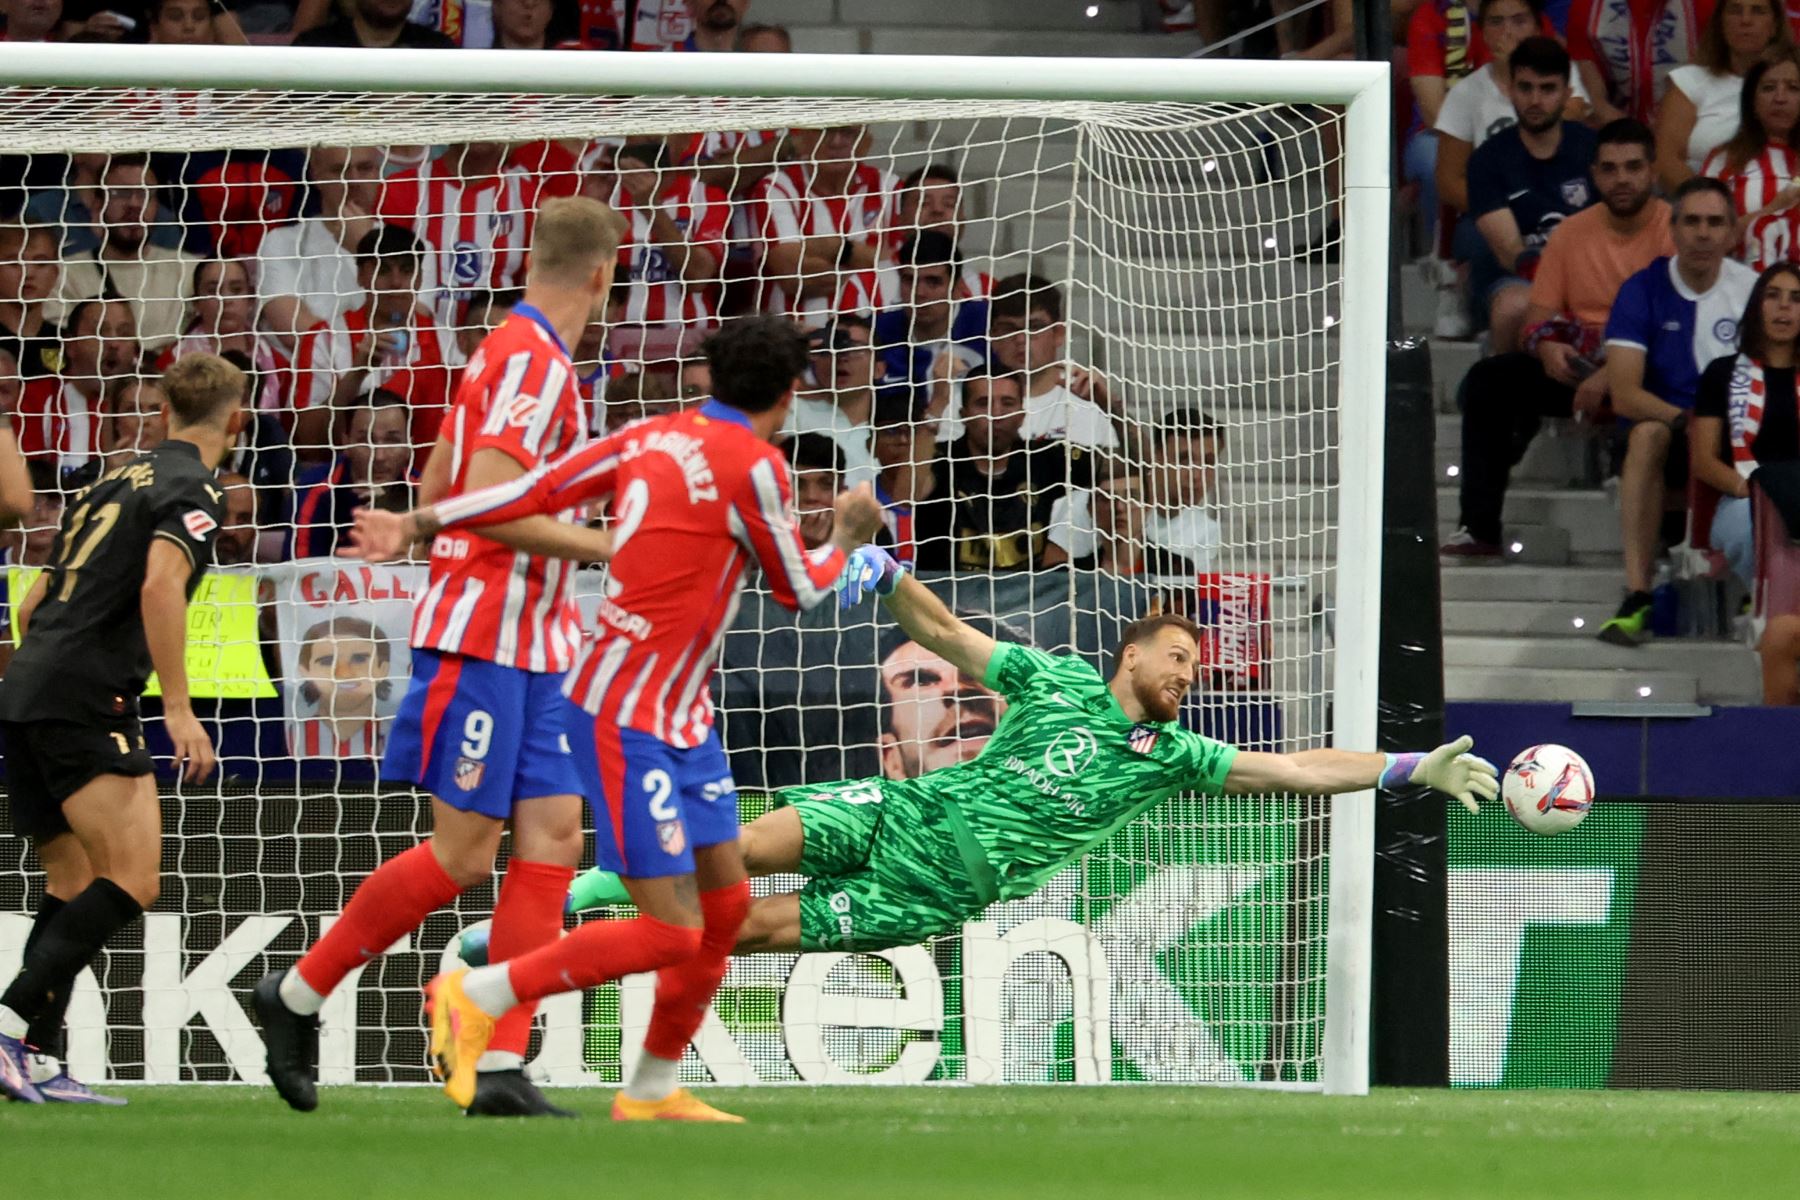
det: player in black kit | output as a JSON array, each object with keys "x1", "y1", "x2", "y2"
[{"x1": 0, "y1": 352, "x2": 245, "y2": 1105}]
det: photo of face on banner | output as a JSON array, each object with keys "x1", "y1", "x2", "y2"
[
  {"x1": 875, "y1": 610, "x2": 1030, "y2": 781},
  {"x1": 290, "y1": 615, "x2": 396, "y2": 760},
  {"x1": 272, "y1": 561, "x2": 420, "y2": 763}
]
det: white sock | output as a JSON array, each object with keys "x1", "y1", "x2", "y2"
[
  {"x1": 458, "y1": 965, "x2": 517, "y2": 1018},
  {"x1": 26, "y1": 1052, "x2": 60, "y2": 1084},
  {"x1": 279, "y1": 967, "x2": 326, "y2": 1017},
  {"x1": 476, "y1": 1051, "x2": 523, "y2": 1074},
  {"x1": 0, "y1": 1005, "x2": 27, "y2": 1040},
  {"x1": 623, "y1": 1053, "x2": 681, "y2": 1102}
]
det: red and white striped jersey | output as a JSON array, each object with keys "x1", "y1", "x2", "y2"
[
  {"x1": 288, "y1": 305, "x2": 456, "y2": 457},
  {"x1": 751, "y1": 162, "x2": 898, "y2": 316},
  {"x1": 157, "y1": 327, "x2": 285, "y2": 412},
  {"x1": 1704, "y1": 141, "x2": 1800, "y2": 272},
  {"x1": 510, "y1": 140, "x2": 585, "y2": 206},
  {"x1": 832, "y1": 268, "x2": 885, "y2": 321},
  {"x1": 14, "y1": 377, "x2": 103, "y2": 469},
  {"x1": 430, "y1": 399, "x2": 848, "y2": 747},
  {"x1": 1566, "y1": 0, "x2": 1707, "y2": 125},
  {"x1": 290, "y1": 718, "x2": 383, "y2": 760},
  {"x1": 603, "y1": 175, "x2": 732, "y2": 328},
  {"x1": 411, "y1": 305, "x2": 589, "y2": 672},
  {"x1": 378, "y1": 158, "x2": 538, "y2": 332},
  {"x1": 681, "y1": 129, "x2": 779, "y2": 167},
  {"x1": 954, "y1": 264, "x2": 994, "y2": 301},
  {"x1": 573, "y1": 0, "x2": 693, "y2": 49}
]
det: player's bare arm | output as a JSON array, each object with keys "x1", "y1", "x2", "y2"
[
  {"x1": 143, "y1": 538, "x2": 215, "y2": 783},
  {"x1": 880, "y1": 571, "x2": 998, "y2": 687},
  {"x1": 414, "y1": 432, "x2": 455, "y2": 509},
  {"x1": 0, "y1": 420, "x2": 32, "y2": 521},
  {"x1": 829, "y1": 484, "x2": 886, "y2": 555},
  {"x1": 835, "y1": 541, "x2": 996, "y2": 683},
  {"x1": 1223, "y1": 737, "x2": 1498, "y2": 813}
]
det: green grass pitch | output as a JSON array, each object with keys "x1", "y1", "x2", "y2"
[{"x1": 7, "y1": 1085, "x2": 1800, "y2": 1198}]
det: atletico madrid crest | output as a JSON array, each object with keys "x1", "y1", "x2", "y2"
[
  {"x1": 1127, "y1": 724, "x2": 1159, "y2": 755},
  {"x1": 453, "y1": 756, "x2": 485, "y2": 792},
  {"x1": 657, "y1": 819, "x2": 687, "y2": 856}
]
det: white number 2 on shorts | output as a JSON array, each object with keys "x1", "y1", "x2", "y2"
[
  {"x1": 461, "y1": 710, "x2": 494, "y2": 760},
  {"x1": 643, "y1": 769, "x2": 676, "y2": 820}
]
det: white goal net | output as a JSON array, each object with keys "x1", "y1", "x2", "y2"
[{"x1": 0, "y1": 48, "x2": 1388, "y2": 1091}]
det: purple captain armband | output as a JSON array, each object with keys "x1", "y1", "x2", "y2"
[{"x1": 1380, "y1": 752, "x2": 1425, "y2": 791}]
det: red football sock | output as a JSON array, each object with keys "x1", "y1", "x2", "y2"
[
  {"x1": 505, "y1": 914, "x2": 702, "y2": 1007},
  {"x1": 485, "y1": 859, "x2": 575, "y2": 1059},
  {"x1": 641, "y1": 880, "x2": 751, "y2": 1062},
  {"x1": 295, "y1": 843, "x2": 462, "y2": 997}
]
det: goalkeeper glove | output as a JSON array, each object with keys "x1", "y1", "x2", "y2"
[
  {"x1": 1381, "y1": 735, "x2": 1499, "y2": 814},
  {"x1": 836, "y1": 544, "x2": 906, "y2": 609}
]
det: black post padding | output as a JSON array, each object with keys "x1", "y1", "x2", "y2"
[
  {"x1": 1373, "y1": 337, "x2": 1450, "y2": 1087},
  {"x1": 1353, "y1": 0, "x2": 1392, "y2": 62}
]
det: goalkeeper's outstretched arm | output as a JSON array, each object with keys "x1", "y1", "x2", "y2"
[
  {"x1": 1224, "y1": 736, "x2": 1499, "y2": 813},
  {"x1": 879, "y1": 568, "x2": 998, "y2": 686}
]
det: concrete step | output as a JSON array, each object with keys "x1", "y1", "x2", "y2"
[
  {"x1": 1444, "y1": 634, "x2": 1761, "y2": 701},
  {"x1": 950, "y1": 135, "x2": 1297, "y2": 194},
  {"x1": 1444, "y1": 665, "x2": 1700, "y2": 704},
  {"x1": 788, "y1": 25, "x2": 862, "y2": 53},
  {"x1": 1080, "y1": 289, "x2": 1340, "y2": 340},
  {"x1": 1117, "y1": 332, "x2": 1338, "y2": 397},
  {"x1": 864, "y1": 26, "x2": 1188, "y2": 56},
  {"x1": 840, "y1": 0, "x2": 1143, "y2": 31},
  {"x1": 1437, "y1": 485, "x2": 1618, "y2": 554},
  {"x1": 740, "y1": 0, "x2": 837, "y2": 24},
  {"x1": 1440, "y1": 563, "x2": 1620, "y2": 604},
  {"x1": 1434, "y1": 413, "x2": 1598, "y2": 489},
  {"x1": 1428, "y1": 339, "x2": 1483, "y2": 412},
  {"x1": 1441, "y1": 598, "x2": 1614, "y2": 637}
]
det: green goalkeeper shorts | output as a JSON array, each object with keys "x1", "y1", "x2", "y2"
[{"x1": 780, "y1": 777, "x2": 997, "y2": 953}]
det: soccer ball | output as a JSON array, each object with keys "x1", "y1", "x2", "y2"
[{"x1": 1502, "y1": 744, "x2": 1595, "y2": 835}]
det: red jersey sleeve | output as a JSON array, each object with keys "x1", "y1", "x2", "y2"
[
  {"x1": 690, "y1": 182, "x2": 732, "y2": 260},
  {"x1": 1565, "y1": 0, "x2": 1599, "y2": 64},
  {"x1": 434, "y1": 425, "x2": 629, "y2": 529},
  {"x1": 12, "y1": 378, "x2": 57, "y2": 460},
  {"x1": 376, "y1": 171, "x2": 422, "y2": 227},
  {"x1": 289, "y1": 320, "x2": 338, "y2": 411},
  {"x1": 728, "y1": 450, "x2": 847, "y2": 612},
  {"x1": 1406, "y1": 3, "x2": 1448, "y2": 78}
]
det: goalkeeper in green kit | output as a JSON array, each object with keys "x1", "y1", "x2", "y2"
[{"x1": 469, "y1": 545, "x2": 1499, "y2": 957}]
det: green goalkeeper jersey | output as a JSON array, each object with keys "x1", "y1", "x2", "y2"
[{"x1": 891, "y1": 641, "x2": 1238, "y2": 901}]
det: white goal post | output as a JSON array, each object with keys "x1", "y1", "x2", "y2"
[{"x1": 0, "y1": 44, "x2": 1388, "y2": 1094}]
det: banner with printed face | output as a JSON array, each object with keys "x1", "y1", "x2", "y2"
[
  {"x1": 266, "y1": 560, "x2": 612, "y2": 762},
  {"x1": 267, "y1": 559, "x2": 421, "y2": 761}
]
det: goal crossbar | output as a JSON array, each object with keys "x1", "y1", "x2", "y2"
[{"x1": 1, "y1": 42, "x2": 1389, "y2": 106}]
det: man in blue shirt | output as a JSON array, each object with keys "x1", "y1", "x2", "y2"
[
  {"x1": 1598, "y1": 176, "x2": 1754, "y2": 645},
  {"x1": 1463, "y1": 36, "x2": 1597, "y2": 354},
  {"x1": 872, "y1": 231, "x2": 988, "y2": 396}
]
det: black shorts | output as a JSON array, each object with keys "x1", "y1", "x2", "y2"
[{"x1": 0, "y1": 718, "x2": 154, "y2": 840}]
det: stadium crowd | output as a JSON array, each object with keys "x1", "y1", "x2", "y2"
[
  {"x1": 0, "y1": 0, "x2": 1795, "y2": 702},
  {"x1": 0, "y1": 0, "x2": 1230, "y2": 620},
  {"x1": 1391, "y1": 0, "x2": 1800, "y2": 701}
]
